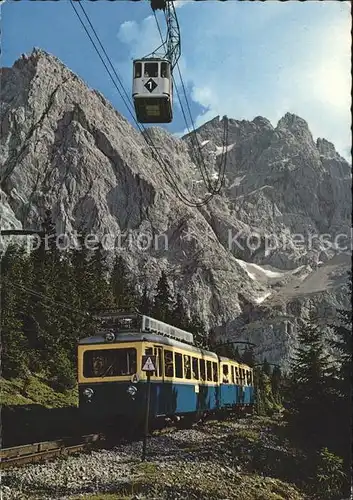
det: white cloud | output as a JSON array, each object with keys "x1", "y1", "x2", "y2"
[{"x1": 117, "y1": 2, "x2": 351, "y2": 160}]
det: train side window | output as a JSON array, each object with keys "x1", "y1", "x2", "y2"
[
  {"x1": 153, "y1": 347, "x2": 163, "y2": 378},
  {"x1": 240, "y1": 368, "x2": 244, "y2": 385},
  {"x1": 134, "y1": 62, "x2": 142, "y2": 78},
  {"x1": 164, "y1": 350, "x2": 174, "y2": 378},
  {"x1": 235, "y1": 367, "x2": 239, "y2": 384},
  {"x1": 222, "y1": 364, "x2": 230, "y2": 384},
  {"x1": 231, "y1": 365, "x2": 235, "y2": 384},
  {"x1": 213, "y1": 362, "x2": 218, "y2": 383},
  {"x1": 200, "y1": 359, "x2": 206, "y2": 382},
  {"x1": 246, "y1": 371, "x2": 251, "y2": 385},
  {"x1": 206, "y1": 360, "x2": 213, "y2": 381},
  {"x1": 144, "y1": 62, "x2": 158, "y2": 77},
  {"x1": 175, "y1": 352, "x2": 183, "y2": 378},
  {"x1": 184, "y1": 355, "x2": 191, "y2": 379},
  {"x1": 192, "y1": 357, "x2": 199, "y2": 380}
]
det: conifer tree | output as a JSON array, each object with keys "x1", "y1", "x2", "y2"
[
  {"x1": 110, "y1": 254, "x2": 138, "y2": 311},
  {"x1": 326, "y1": 293, "x2": 352, "y2": 479},
  {"x1": 153, "y1": 270, "x2": 174, "y2": 323},
  {"x1": 262, "y1": 357, "x2": 272, "y2": 376},
  {"x1": 284, "y1": 317, "x2": 333, "y2": 445},
  {"x1": 170, "y1": 293, "x2": 189, "y2": 330},
  {"x1": 189, "y1": 316, "x2": 209, "y2": 349},
  {"x1": 233, "y1": 346, "x2": 242, "y2": 363},
  {"x1": 270, "y1": 365, "x2": 282, "y2": 404},
  {"x1": 0, "y1": 244, "x2": 30, "y2": 377},
  {"x1": 242, "y1": 346, "x2": 255, "y2": 367},
  {"x1": 140, "y1": 285, "x2": 153, "y2": 316}
]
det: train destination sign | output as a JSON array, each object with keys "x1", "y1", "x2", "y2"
[{"x1": 141, "y1": 355, "x2": 156, "y2": 372}]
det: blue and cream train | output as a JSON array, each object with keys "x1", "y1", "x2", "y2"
[{"x1": 78, "y1": 313, "x2": 254, "y2": 429}]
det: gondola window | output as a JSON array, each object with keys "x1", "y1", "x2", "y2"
[{"x1": 144, "y1": 62, "x2": 158, "y2": 78}]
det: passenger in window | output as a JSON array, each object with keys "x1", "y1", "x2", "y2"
[
  {"x1": 93, "y1": 356, "x2": 104, "y2": 377},
  {"x1": 184, "y1": 355, "x2": 191, "y2": 378},
  {"x1": 223, "y1": 365, "x2": 229, "y2": 383},
  {"x1": 213, "y1": 364, "x2": 218, "y2": 382},
  {"x1": 164, "y1": 351, "x2": 173, "y2": 377}
]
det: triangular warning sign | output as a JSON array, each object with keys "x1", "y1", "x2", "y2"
[{"x1": 142, "y1": 356, "x2": 156, "y2": 371}]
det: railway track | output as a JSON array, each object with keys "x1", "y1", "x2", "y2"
[{"x1": 0, "y1": 433, "x2": 105, "y2": 469}]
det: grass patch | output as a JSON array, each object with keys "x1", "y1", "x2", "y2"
[
  {"x1": 235, "y1": 428, "x2": 262, "y2": 443},
  {"x1": 0, "y1": 374, "x2": 78, "y2": 408}
]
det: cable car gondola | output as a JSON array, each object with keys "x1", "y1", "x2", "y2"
[
  {"x1": 133, "y1": 58, "x2": 173, "y2": 123},
  {"x1": 132, "y1": 1, "x2": 180, "y2": 124}
]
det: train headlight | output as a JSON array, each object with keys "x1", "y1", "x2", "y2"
[
  {"x1": 83, "y1": 387, "x2": 94, "y2": 398},
  {"x1": 127, "y1": 385, "x2": 137, "y2": 397},
  {"x1": 104, "y1": 332, "x2": 115, "y2": 342}
]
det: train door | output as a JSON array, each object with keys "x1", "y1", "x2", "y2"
[
  {"x1": 220, "y1": 363, "x2": 234, "y2": 408},
  {"x1": 153, "y1": 346, "x2": 164, "y2": 415}
]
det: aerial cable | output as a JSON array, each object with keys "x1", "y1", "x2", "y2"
[
  {"x1": 70, "y1": 1, "x2": 215, "y2": 207},
  {"x1": 155, "y1": 8, "x2": 228, "y2": 195},
  {"x1": 12, "y1": 282, "x2": 91, "y2": 318},
  {"x1": 69, "y1": 0, "x2": 141, "y2": 133},
  {"x1": 152, "y1": 10, "x2": 215, "y2": 191}
]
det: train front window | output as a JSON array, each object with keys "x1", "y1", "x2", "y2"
[{"x1": 83, "y1": 348, "x2": 137, "y2": 378}]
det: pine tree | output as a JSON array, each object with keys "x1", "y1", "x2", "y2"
[
  {"x1": 326, "y1": 295, "x2": 352, "y2": 482},
  {"x1": 153, "y1": 270, "x2": 174, "y2": 323},
  {"x1": 170, "y1": 293, "x2": 189, "y2": 330},
  {"x1": 110, "y1": 254, "x2": 137, "y2": 311},
  {"x1": 242, "y1": 346, "x2": 255, "y2": 367},
  {"x1": 189, "y1": 316, "x2": 209, "y2": 349},
  {"x1": 140, "y1": 285, "x2": 153, "y2": 316},
  {"x1": 233, "y1": 346, "x2": 242, "y2": 363},
  {"x1": 262, "y1": 358, "x2": 272, "y2": 376},
  {"x1": 270, "y1": 365, "x2": 282, "y2": 404},
  {"x1": 0, "y1": 244, "x2": 30, "y2": 377},
  {"x1": 284, "y1": 317, "x2": 333, "y2": 445}
]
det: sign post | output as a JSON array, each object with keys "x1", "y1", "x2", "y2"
[{"x1": 141, "y1": 355, "x2": 156, "y2": 461}]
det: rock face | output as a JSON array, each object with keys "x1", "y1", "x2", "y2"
[{"x1": 1, "y1": 50, "x2": 351, "y2": 369}]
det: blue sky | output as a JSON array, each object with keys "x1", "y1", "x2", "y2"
[{"x1": 1, "y1": 0, "x2": 351, "y2": 160}]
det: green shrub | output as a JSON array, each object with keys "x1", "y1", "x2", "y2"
[{"x1": 314, "y1": 447, "x2": 346, "y2": 499}]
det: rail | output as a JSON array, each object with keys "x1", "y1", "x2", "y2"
[{"x1": 0, "y1": 434, "x2": 104, "y2": 469}]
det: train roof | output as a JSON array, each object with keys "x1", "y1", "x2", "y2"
[{"x1": 78, "y1": 331, "x2": 219, "y2": 359}]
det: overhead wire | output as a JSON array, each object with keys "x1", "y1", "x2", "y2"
[
  {"x1": 155, "y1": 7, "x2": 228, "y2": 195},
  {"x1": 12, "y1": 282, "x2": 91, "y2": 318},
  {"x1": 69, "y1": 0, "x2": 216, "y2": 207}
]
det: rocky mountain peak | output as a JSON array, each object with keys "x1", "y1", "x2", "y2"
[
  {"x1": 0, "y1": 50, "x2": 351, "y2": 369},
  {"x1": 276, "y1": 112, "x2": 314, "y2": 144},
  {"x1": 316, "y1": 137, "x2": 339, "y2": 158}
]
